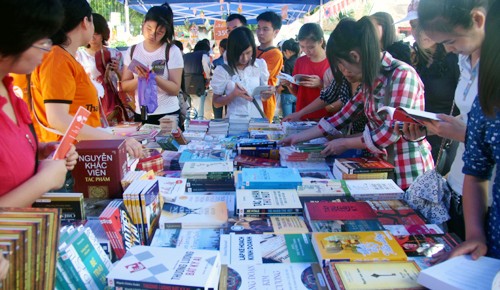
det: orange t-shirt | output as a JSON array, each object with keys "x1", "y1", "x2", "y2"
[
  {"x1": 30, "y1": 46, "x2": 101, "y2": 142},
  {"x1": 10, "y1": 73, "x2": 43, "y2": 138},
  {"x1": 257, "y1": 47, "x2": 283, "y2": 121}
]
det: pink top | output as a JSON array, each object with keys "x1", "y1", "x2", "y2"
[{"x1": 0, "y1": 76, "x2": 37, "y2": 196}]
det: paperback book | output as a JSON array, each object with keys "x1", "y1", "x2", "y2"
[
  {"x1": 236, "y1": 189, "x2": 303, "y2": 217},
  {"x1": 240, "y1": 168, "x2": 302, "y2": 189},
  {"x1": 225, "y1": 216, "x2": 309, "y2": 235}
]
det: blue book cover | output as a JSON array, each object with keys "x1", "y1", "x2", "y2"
[
  {"x1": 150, "y1": 228, "x2": 222, "y2": 250},
  {"x1": 179, "y1": 149, "x2": 230, "y2": 163},
  {"x1": 241, "y1": 168, "x2": 302, "y2": 189}
]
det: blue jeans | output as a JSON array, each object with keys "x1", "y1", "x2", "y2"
[{"x1": 281, "y1": 94, "x2": 296, "y2": 117}]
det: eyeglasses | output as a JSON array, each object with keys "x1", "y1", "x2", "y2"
[{"x1": 31, "y1": 39, "x2": 53, "y2": 52}]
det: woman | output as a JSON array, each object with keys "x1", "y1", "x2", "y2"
[
  {"x1": 0, "y1": 0, "x2": 77, "y2": 207},
  {"x1": 121, "y1": 5, "x2": 184, "y2": 125},
  {"x1": 282, "y1": 23, "x2": 330, "y2": 120},
  {"x1": 280, "y1": 38, "x2": 299, "y2": 118},
  {"x1": 447, "y1": 0, "x2": 500, "y2": 260},
  {"x1": 406, "y1": 0, "x2": 490, "y2": 239},
  {"x1": 76, "y1": 13, "x2": 131, "y2": 126},
  {"x1": 211, "y1": 26, "x2": 270, "y2": 118},
  {"x1": 29, "y1": 0, "x2": 142, "y2": 158},
  {"x1": 409, "y1": 13, "x2": 460, "y2": 175},
  {"x1": 370, "y1": 12, "x2": 412, "y2": 65},
  {"x1": 282, "y1": 17, "x2": 433, "y2": 190}
]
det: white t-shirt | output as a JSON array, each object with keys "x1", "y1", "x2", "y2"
[
  {"x1": 211, "y1": 58, "x2": 269, "y2": 118},
  {"x1": 76, "y1": 47, "x2": 123, "y2": 81},
  {"x1": 124, "y1": 42, "x2": 184, "y2": 115}
]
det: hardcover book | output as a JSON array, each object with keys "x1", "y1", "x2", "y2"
[
  {"x1": 72, "y1": 139, "x2": 128, "y2": 199},
  {"x1": 333, "y1": 164, "x2": 389, "y2": 180},
  {"x1": 329, "y1": 261, "x2": 423, "y2": 290},
  {"x1": 312, "y1": 231, "x2": 407, "y2": 266},
  {"x1": 377, "y1": 106, "x2": 440, "y2": 125},
  {"x1": 107, "y1": 246, "x2": 221, "y2": 289},
  {"x1": 241, "y1": 168, "x2": 302, "y2": 189},
  {"x1": 345, "y1": 179, "x2": 404, "y2": 200},
  {"x1": 32, "y1": 192, "x2": 85, "y2": 223},
  {"x1": 219, "y1": 263, "x2": 328, "y2": 290},
  {"x1": 219, "y1": 234, "x2": 317, "y2": 265},
  {"x1": 236, "y1": 189, "x2": 303, "y2": 217},
  {"x1": 309, "y1": 219, "x2": 385, "y2": 233},
  {"x1": 366, "y1": 200, "x2": 427, "y2": 226},
  {"x1": 334, "y1": 157, "x2": 395, "y2": 174},
  {"x1": 304, "y1": 201, "x2": 378, "y2": 222}
]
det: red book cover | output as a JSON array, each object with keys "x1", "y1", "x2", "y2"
[
  {"x1": 72, "y1": 139, "x2": 127, "y2": 198},
  {"x1": 233, "y1": 155, "x2": 281, "y2": 167},
  {"x1": 305, "y1": 201, "x2": 377, "y2": 221},
  {"x1": 367, "y1": 200, "x2": 427, "y2": 226},
  {"x1": 52, "y1": 106, "x2": 90, "y2": 160}
]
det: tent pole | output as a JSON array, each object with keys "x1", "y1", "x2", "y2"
[
  {"x1": 319, "y1": 0, "x2": 323, "y2": 29},
  {"x1": 125, "y1": 0, "x2": 130, "y2": 36}
]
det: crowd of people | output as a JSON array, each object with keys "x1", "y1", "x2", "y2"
[{"x1": 1, "y1": 0, "x2": 500, "y2": 280}]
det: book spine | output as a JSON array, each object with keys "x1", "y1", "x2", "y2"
[
  {"x1": 341, "y1": 172, "x2": 388, "y2": 180},
  {"x1": 243, "y1": 182, "x2": 301, "y2": 189},
  {"x1": 111, "y1": 278, "x2": 203, "y2": 289},
  {"x1": 186, "y1": 186, "x2": 235, "y2": 192},
  {"x1": 238, "y1": 209, "x2": 303, "y2": 218}
]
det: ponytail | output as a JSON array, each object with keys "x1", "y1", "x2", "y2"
[{"x1": 357, "y1": 16, "x2": 381, "y2": 94}]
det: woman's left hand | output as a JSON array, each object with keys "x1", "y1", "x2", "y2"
[
  {"x1": 260, "y1": 86, "x2": 276, "y2": 101},
  {"x1": 299, "y1": 75, "x2": 322, "y2": 88},
  {"x1": 64, "y1": 144, "x2": 78, "y2": 170},
  {"x1": 321, "y1": 138, "x2": 349, "y2": 156}
]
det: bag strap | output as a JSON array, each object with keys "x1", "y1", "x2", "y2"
[
  {"x1": 257, "y1": 46, "x2": 278, "y2": 58},
  {"x1": 435, "y1": 101, "x2": 456, "y2": 165},
  {"x1": 220, "y1": 63, "x2": 235, "y2": 77},
  {"x1": 382, "y1": 60, "x2": 402, "y2": 165},
  {"x1": 130, "y1": 44, "x2": 137, "y2": 60}
]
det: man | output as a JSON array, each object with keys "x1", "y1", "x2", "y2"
[
  {"x1": 226, "y1": 13, "x2": 247, "y2": 34},
  {"x1": 183, "y1": 40, "x2": 212, "y2": 119},
  {"x1": 213, "y1": 38, "x2": 227, "y2": 68},
  {"x1": 256, "y1": 11, "x2": 283, "y2": 121}
]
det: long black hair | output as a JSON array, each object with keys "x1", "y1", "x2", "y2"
[
  {"x1": 226, "y1": 26, "x2": 256, "y2": 71},
  {"x1": 51, "y1": 0, "x2": 92, "y2": 46},
  {"x1": 370, "y1": 12, "x2": 397, "y2": 50},
  {"x1": 144, "y1": 4, "x2": 174, "y2": 44},
  {"x1": 478, "y1": 0, "x2": 500, "y2": 115},
  {"x1": 298, "y1": 23, "x2": 325, "y2": 49},
  {"x1": 328, "y1": 17, "x2": 380, "y2": 95}
]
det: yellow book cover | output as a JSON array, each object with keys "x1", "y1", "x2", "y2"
[
  {"x1": 270, "y1": 216, "x2": 309, "y2": 234},
  {"x1": 329, "y1": 261, "x2": 424, "y2": 290},
  {"x1": 312, "y1": 231, "x2": 407, "y2": 266}
]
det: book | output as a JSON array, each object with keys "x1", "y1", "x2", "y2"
[
  {"x1": 377, "y1": 106, "x2": 440, "y2": 125},
  {"x1": 296, "y1": 182, "x2": 349, "y2": 197},
  {"x1": 333, "y1": 164, "x2": 389, "y2": 180},
  {"x1": 277, "y1": 72, "x2": 311, "y2": 84},
  {"x1": 329, "y1": 261, "x2": 423, "y2": 290},
  {"x1": 309, "y1": 219, "x2": 385, "y2": 233},
  {"x1": 312, "y1": 231, "x2": 407, "y2": 266},
  {"x1": 384, "y1": 224, "x2": 444, "y2": 236},
  {"x1": 236, "y1": 189, "x2": 303, "y2": 217},
  {"x1": 304, "y1": 201, "x2": 378, "y2": 222},
  {"x1": 345, "y1": 179, "x2": 404, "y2": 200},
  {"x1": 156, "y1": 176, "x2": 187, "y2": 203},
  {"x1": 72, "y1": 139, "x2": 128, "y2": 199},
  {"x1": 225, "y1": 216, "x2": 309, "y2": 235},
  {"x1": 150, "y1": 228, "x2": 222, "y2": 251},
  {"x1": 127, "y1": 58, "x2": 148, "y2": 74},
  {"x1": 394, "y1": 233, "x2": 461, "y2": 258},
  {"x1": 179, "y1": 148, "x2": 231, "y2": 164},
  {"x1": 159, "y1": 198, "x2": 228, "y2": 229},
  {"x1": 220, "y1": 234, "x2": 317, "y2": 265},
  {"x1": 107, "y1": 246, "x2": 221, "y2": 289},
  {"x1": 52, "y1": 106, "x2": 90, "y2": 160},
  {"x1": 233, "y1": 155, "x2": 281, "y2": 168},
  {"x1": 367, "y1": 200, "x2": 427, "y2": 226},
  {"x1": 181, "y1": 161, "x2": 234, "y2": 178},
  {"x1": 417, "y1": 255, "x2": 500, "y2": 290},
  {"x1": 334, "y1": 157, "x2": 395, "y2": 174},
  {"x1": 240, "y1": 168, "x2": 302, "y2": 189},
  {"x1": 32, "y1": 192, "x2": 85, "y2": 224},
  {"x1": 219, "y1": 263, "x2": 329, "y2": 290}
]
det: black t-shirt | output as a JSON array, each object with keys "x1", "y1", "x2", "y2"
[{"x1": 281, "y1": 55, "x2": 298, "y2": 94}]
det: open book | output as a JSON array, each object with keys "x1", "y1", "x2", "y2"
[
  {"x1": 278, "y1": 73, "x2": 310, "y2": 84},
  {"x1": 378, "y1": 106, "x2": 440, "y2": 125},
  {"x1": 417, "y1": 255, "x2": 500, "y2": 290}
]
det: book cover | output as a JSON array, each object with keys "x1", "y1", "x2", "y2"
[
  {"x1": 241, "y1": 168, "x2": 302, "y2": 189},
  {"x1": 179, "y1": 148, "x2": 231, "y2": 163},
  {"x1": 329, "y1": 261, "x2": 423, "y2": 290},
  {"x1": 345, "y1": 180, "x2": 404, "y2": 200},
  {"x1": 297, "y1": 182, "x2": 349, "y2": 197},
  {"x1": 394, "y1": 233, "x2": 461, "y2": 258},
  {"x1": 309, "y1": 219, "x2": 385, "y2": 233},
  {"x1": 107, "y1": 246, "x2": 221, "y2": 289},
  {"x1": 72, "y1": 139, "x2": 128, "y2": 199},
  {"x1": 417, "y1": 255, "x2": 500, "y2": 290},
  {"x1": 219, "y1": 263, "x2": 328, "y2": 290},
  {"x1": 304, "y1": 201, "x2": 378, "y2": 221},
  {"x1": 159, "y1": 199, "x2": 228, "y2": 229},
  {"x1": 366, "y1": 200, "x2": 427, "y2": 226},
  {"x1": 384, "y1": 224, "x2": 444, "y2": 236},
  {"x1": 52, "y1": 106, "x2": 90, "y2": 160},
  {"x1": 32, "y1": 192, "x2": 85, "y2": 223},
  {"x1": 225, "y1": 216, "x2": 309, "y2": 235},
  {"x1": 334, "y1": 157, "x2": 395, "y2": 174},
  {"x1": 377, "y1": 106, "x2": 440, "y2": 125},
  {"x1": 236, "y1": 189, "x2": 303, "y2": 217},
  {"x1": 156, "y1": 176, "x2": 187, "y2": 203},
  {"x1": 233, "y1": 155, "x2": 281, "y2": 168},
  {"x1": 312, "y1": 231, "x2": 407, "y2": 266},
  {"x1": 150, "y1": 228, "x2": 222, "y2": 250},
  {"x1": 333, "y1": 164, "x2": 389, "y2": 180},
  {"x1": 181, "y1": 161, "x2": 234, "y2": 177},
  {"x1": 220, "y1": 234, "x2": 317, "y2": 265}
]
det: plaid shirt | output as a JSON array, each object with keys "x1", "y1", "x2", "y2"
[{"x1": 321, "y1": 53, "x2": 433, "y2": 189}]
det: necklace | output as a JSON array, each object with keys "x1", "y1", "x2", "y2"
[{"x1": 463, "y1": 60, "x2": 479, "y2": 101}]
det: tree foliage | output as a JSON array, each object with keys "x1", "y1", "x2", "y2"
[{"x1": 89, "y1": 0, "x2": 144, "y2": 36}]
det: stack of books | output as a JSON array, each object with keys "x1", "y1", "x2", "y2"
[
  {"x1": 228, "y1": 114, "x2": 250, "y2": 136},
  {"x1": 233, "y1": 154, "x2": 281, "y2": 169},
  {"x1": 178, "y1": 148, "x2": 232, "y2": 168},
  {"x1": 162, "y1": 150, "x2": 182, "y2": 170},
  {"x1": 280, "y1": 146, "x2": 325, "y2": 163},
  {"x1": 32, "y1": 192, "x2": 85, "y2": 224},
  {"x1": 159, "y1": 115, "x2": 179, "y2": 132},
  {"x1": 236, "y1": 189, "x2": 303, "y2": 218},
  {"x1": 208, "y1": 118, "x2": 229, "y2": 137},
  {"x1": 236, "y1": 139, "x2": 279, "y2": 160},
  {"x1": 332, "y1": 157, "x2": 395, "y2": 180},
  {"x1": 0, "y1": 207, "x2": 61, "y2": 290},
  {"x1": 185, "y1": 119, "x2": 209, "y2": 133},
  {"x1": 182, "y1": 161, "x2": 235, "y2": 192},
  {"x1": 239, "y1": 167, "x2": 302, "y2": 189},
  {"x1": 56, "y1": 225, "x2": 113, "y2": 289}
]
